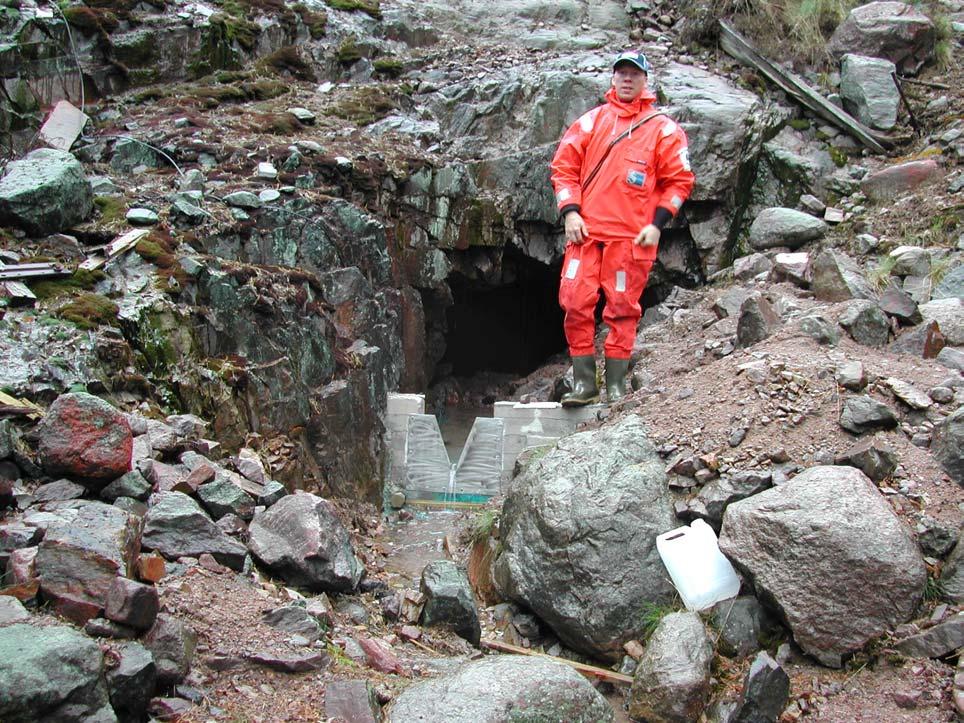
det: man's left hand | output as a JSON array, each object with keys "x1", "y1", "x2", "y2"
[{"x1": 633, "y1": 224, "x2": 661, "y2": 247}]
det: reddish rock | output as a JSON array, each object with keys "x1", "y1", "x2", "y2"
[
  {"x1": 243, "y1": 650, "x2": 330, "y2": 672},
  {"x1": 6, "y1": 546, "x2": 38, "y2": 585},
  {"x1": 36, "y1": 392, "x2": 132, "y2": 484},
  {"x1": 399, "y1": 625, "x2": 421, "y2": 641},
  {"x1": 861, "y1": 160, "x2": 944, "y2": 203},
  {"x1": 0, "y1": 581, "x2": 39, "y2": 602},
  {"x1": 358, "y1": 636, "x2": 402, "y2": 674},
  {"x1": 143, "y1": 460, "x2": 188, "y2": 493},
  {"x1": 105, "y1": 577, "x2": 159, "y2": 631},
  {"x1": 197, "y1": 553, "x2": 226, "y2": 573},
  {"x1": 136, "y1": 552, "x2": 166, "y2": 583},
  {"x1": 36, "y1": 503, "x2": 140, "y2": 624}
]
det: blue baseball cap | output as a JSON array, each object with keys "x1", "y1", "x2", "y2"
[{"x1": 613, "y1": 50, "x2": 651, "y2": 75}]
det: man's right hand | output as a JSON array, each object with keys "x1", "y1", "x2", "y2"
[{"x1": 564, "y1": 211, "x2": 588, "y2": 244}]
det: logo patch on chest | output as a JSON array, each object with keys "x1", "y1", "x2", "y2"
[{"x1": 626, "y1": 169, "x2": 646, "y2": 187}]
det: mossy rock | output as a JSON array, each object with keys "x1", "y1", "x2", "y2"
[
  {"x1": 325, "y1": 0, "x2": 380, "y2": 19},
  {"x1": 30, "y1": 269, "x2": 107, "y2": 301},
  {"x1": 94, "y1": 195, "x2": 127, "y2": 225},
  {"x1": 293, "y1": 3, "x2": 326, "y2": 38},
  {"x1": 335, "y1": 37, "x2": 364, "y2": 65},
  {"x1": 62, "y1": 5, "x2": 119, "y2": 34},
  {"x1": 110, "y1": 29, "x2": 157, "y2": 67},
  {"x1": 372, "y1": 57, "x2": 404, "y2": 79},
  {"x1": 325, "y1": 85, "x2": 400, "y2": 125},
  {"x1": 56, "y1": 292, "x2": 119, "y2": 329}
]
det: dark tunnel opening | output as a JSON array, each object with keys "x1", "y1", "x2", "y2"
[{"x1": 440, "y1": 249, "x2": 567, "y2": 378}]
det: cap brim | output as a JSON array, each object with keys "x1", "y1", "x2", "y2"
[{"x1": 613, "y1": 59, "x2": 647, "y2": 73}]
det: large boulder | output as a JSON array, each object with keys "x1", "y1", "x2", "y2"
[
  {"x1": 933, "y1": 406, "x2": 964, "y2": 485},
  {"x1": 628, "y1": 612, "x2": 714, "y2": 722},
  {"x1": 840, "y1": 54, "x2": 899, "y2": 130},
  {"x1": 0, "y1": 148, "x2": 92, "y2": 236},
  {"x1": 719, "y1": 465, "x2": 926, "y2": 667},
  {"x1": 493, "y1": 415, "x2": 676, "y2": 660},
  {"x1": 247, "y1": 492, "x2": 364, "y2": 593},
  {"x1": 828, "y1": 1, "x2": 935, "y2": 75},
  {"x1": 919, "y1": 298, "x2": 964, "y2": 345},
  {"x1": 419, "y1": 560, "x2": 481, "y2": 646},
  {"x1": 386, "y1": 655, "x2": 613, "y2": 723},
  {"x1": 36, "y1": 502, "x2": 140, "y2": 623},
  {"x1": 36, "y1": 392, "x2": 133, "y2": 486},
  {"x1": 141, "y1": 492, "x2": 247, "y2": 570},
  {"x1": 810, "y1": 249, "x2": 875, "y2": 302},
  {"x1": 0, "y1": 623, "x2": 113, "y2": 721},
  {"x1": 748, "y1": 207, "x2": 828, "y2": 250}
]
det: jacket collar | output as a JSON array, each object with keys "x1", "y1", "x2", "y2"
[{"x1": 604, "y1": 87, "x2": 657, "y2": 117}]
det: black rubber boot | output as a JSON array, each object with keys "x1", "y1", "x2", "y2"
[
  {"x1": 561, "y1": 355, "x2": 599, "y2": 407},
  {"x1": 605, "y1": 358, "x2": 631, "y2": 403}
]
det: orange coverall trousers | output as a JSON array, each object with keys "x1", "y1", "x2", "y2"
[{"x1": 558, "y1": 238, "x2": 654, "y2": 361}]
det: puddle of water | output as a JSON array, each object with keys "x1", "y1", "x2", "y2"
[{"x1": 382, "y1": 509, "x2": 465, "y2": 584}]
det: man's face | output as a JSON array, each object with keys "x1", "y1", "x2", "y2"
[{"x1": 612, "y1": 63, "x2": 648, "y2": 102}]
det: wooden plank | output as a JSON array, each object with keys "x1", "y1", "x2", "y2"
[
  {"x1": 481, "y1": 638, "x2": 635, "y2": 685},
  {"x1": 0, "y1": 391, "x2": 43, "y2": 420},
  {"x1": 718, "y1": 20, "x2": 889, "y2": 153},
  {"x1": 106, "y1": 229, "x2": 150, "y2": 258},
  {"x1": 78, "y1": 256, "x2": 106, "y2": 271}
]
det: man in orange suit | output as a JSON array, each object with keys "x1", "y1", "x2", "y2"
[{"x1": 551, "y1": 50, "x2": 695, "y2": 405}]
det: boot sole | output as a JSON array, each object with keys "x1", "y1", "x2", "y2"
[{"x1": 561, "y1": 395, "x2": 599, "y2": 408}]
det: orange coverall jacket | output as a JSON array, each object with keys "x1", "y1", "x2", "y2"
[{"x1": 549, "y1": 87, "x2": 695, "y2": 359}]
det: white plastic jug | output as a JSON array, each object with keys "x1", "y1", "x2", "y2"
[{"x1": 656, "y1": 518, "x2": 742, "y2": 611}]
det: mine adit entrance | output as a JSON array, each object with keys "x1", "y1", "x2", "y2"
[{"x1": 438, "y1": 247, "x2": 567, "y2": 379}]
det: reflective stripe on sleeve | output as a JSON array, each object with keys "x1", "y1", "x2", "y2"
[{"x1": 565, "y1": 259, "x2": 580, "y2": 279}]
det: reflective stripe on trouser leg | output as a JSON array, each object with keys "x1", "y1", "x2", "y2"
[
  {"x1": 600, "y1": 241, "x2": 653, "y2": 359},
  {"x1": 558, "y1": 241, "x2": 603, "y2": 357}
]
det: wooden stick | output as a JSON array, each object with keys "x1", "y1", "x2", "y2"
[
  {"x1": 407, "y1": 638, "x2": 440, "y2": 655},
  {"x1": 892, "y1": 71, "x2": 922, "y2": 135},
  {"x1": 481, "y1": 638, "x2": 634, "y2": 685},
  {"x1": 895, "y1": 76, "x2": 950, "y2": 90}
]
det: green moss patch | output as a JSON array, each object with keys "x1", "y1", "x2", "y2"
[
  {"x1": 247, "y1": 112, "x2": 305, "y2": 135},
  {"x1": 325, "y1": 0, "x2": 380, "y2": 19},
  {"x1": 325, "y1": 85, "x2": 401, "y2": 125},
  {"x1": 30, "y1": 269, "x2": 107, "y2": 301},
  {"x1": 94, "y1": 195, "x2": 127, "y2": 225},
  {"x1": 372, "y1": 57, "x2": 404, "y2": 79},
  {"x1": 56, "y1": 292, "x2": 119, "y2": 329}
]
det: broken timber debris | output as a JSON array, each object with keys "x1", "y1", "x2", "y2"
[
  {"x1": 0, "y1": 261, "x2": 71, "y2": 281},
  {"x1": 0, "y1": 391, "x2": 43, "y2": 420},
  {"x1": 718, "y1": 20, "x2": 890, "y2": 154},
  {"x1": 78, "y1": 228, "x2": 150, "y2": 271}
]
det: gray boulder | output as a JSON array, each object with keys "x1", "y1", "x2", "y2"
[
  {"x1": 0, "y1": 148, "x2": 92, "y2": 236},
  {"x1": 731, "y1": 651, "x2": 791, "y2": 723},
  {"x1": 838, "y1": 300, "x2": 890, "y2": 347},
  {"x1": 834, "y1": 437, "x2": 897, "y2": 481},
  {"x1": 737, "y1": 294, "x2": 782, "y2": 348},
  {"x1": 0, "y1": 623, "x2": 113, "y2": 722},
  {"x1": 828, "y1": 1, "x2": 935, "y2": 75},
  {"x1": 919, "y1": 298, "x2": 964, "y2": 345},
  {"x1": 628, "y1": 612, "x2": 713, "y2": 722},
  {"x1": 748, "y1": 208, "x2": 828, "y2": 250},
  {"x1": 895, "y1": 612, "x2": 964, "y2": 659},
  {"x1": 106, "y1": 641, "x2": 156, "y2": 720},
  {"x1": 933, "y1": 264, "x2": 963, "y2": 300},
  {"x1": 811, "y1": 249, "x2": 876, "y2": 302},
  {"x1": 142, "y1": 492, "x2": 247, "y2": 570},
  {"x1": 839, "y1": 395, "x2": 898, "y2": 434},
  {"x1": 840, "y1": 54, "x2": 899, "y2": 130},
  {"x1": 719, "y1": 465, "x2": 926, "y2": 667},
  {"x1": 493, "y1": 415, "x2": 676, "y2": 659},
  {"x1": 197, "y1": 472, "x2": 256, "y2": 521},
  {"x1": 36, "y1": 502, "x2": 139, "y2": 624},
  {"x1": 711, "y1": 596, "x2": 782, "y2": 659},
  {"x1": 142, "y1": 613, "x2": 196, "y2": 686},
  {"x1": 419, "y1": 560, "x2": 481, "y2": 646},
  {"x1": 247, "y1": 492, "x2": 364, "y2": 593},
  {"x1": 386, "y1": 655, "x2": 613, "y2": 723},
  {"x1": 941, "y1": 531, "x2": 964, "y2": 604},
  {"x1": 933, "y1": 406, "x2": 964, "y2": 485}
]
